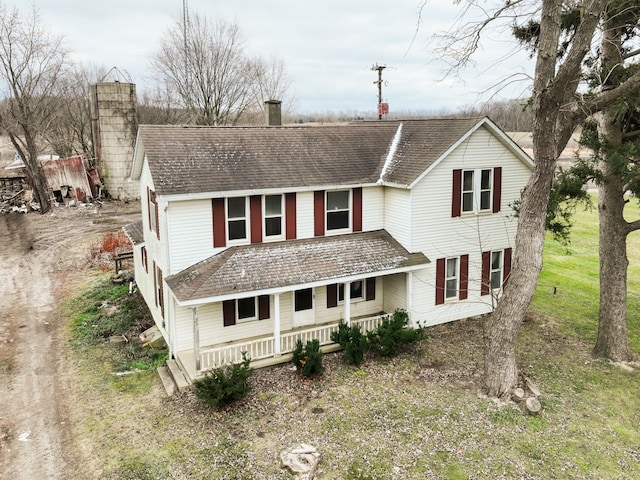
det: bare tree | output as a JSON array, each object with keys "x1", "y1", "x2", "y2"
[
  {"x1": 0, "y1": 2, "x2": 70, "y2": 213},
  {"x1": 432, "y1": 0, "x2": 640, "y2": 398},
  {"x1": 47, "y1": 64, "x2": 107, "y2": 161},
  {"x1": 151, "y1": 12, "x2": 290, "y2": 126}
]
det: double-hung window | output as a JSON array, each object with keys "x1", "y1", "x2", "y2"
[
  {"x1": 227, "y1": 197, "x2": 247, "y2": 241},
  {"x1": 462, "y1": 169, "x2": 492, "y2": 213},
  {"x1": 326, "y1": 190, "x2": 350, "y2": 231},
  {"x1": 482, "y1": 248, "x2": 512, "y2": 295},
  {"x1": 436, "y1": 255, "x2": 468, "y2": 305},
  {"x1": 338, "y1": 281, "x2": 364, "y2": 302},
  {"x1": 445, "y1": 257, "x2": 459, "y2": 300},
  {"x1": 264, "y1": 194, "x2": 283, "y2": 238},
  {"x1": 453, "y1": 167, "x2": 501, "y2": 217},
  {"x1": 223, "y1": 296, "x2": 270, "y2": 326},
  {"x1": 490, "y1": 251, "x2": 503, "y2": 290}
]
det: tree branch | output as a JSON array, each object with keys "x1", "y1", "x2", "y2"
[{"x1": 627, "y1": 219, "x2": 640, "y2": 233}]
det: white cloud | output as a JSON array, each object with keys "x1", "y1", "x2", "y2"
[{"x1": 22, "y1": 0, "x2": 534, "y2": 114}]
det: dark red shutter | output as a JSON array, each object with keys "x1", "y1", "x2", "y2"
[
  {"x1": 481, "y1": 251, "x2": 491, "y2": 296},
  {"x1": 154, "y1": 193, "x2": 159, "y2": 240},
  {"x1": 353, "y1": 187, "x2": 363, "y2": 232},
  {"x1": 285, "y1": 193, "x2": 297, "y2": 239},
  {"x1": 158, "y1": 267, "x2": 164, "y2": 317},
  {"x1": 459, "y1": 254, "x2": 468, "y2": 300},
  {"x1": 327, "y1": 284, "x2": 338, "y2": 308},
  {"x1": 435, "y1": 258, "x2": 445, "y2": 305},
  {"x1": 366, "y1": 277, "x2": 376, "y2": 301},
  {"x1": 223, "y1": 300, "x2": 236, "y2": 326},
  {"x1": 314, "y1": 190, "x2": 325, "y2": 237},
  {"x1": 452, "y1": 169, "x2": 462, "y2": 217},
  {"x1": 250, "y1": 195, "x2": 262, "y2": 243},
  {"x1": 153, "y1": 261, "x2": 157, "y2": 306},
  {"x1": 492, "y1": 167, "x2": 502, "y2": 213},
  {"x1": 212, "y1": 198, "x2": 226, "y2": 248},
  {"x1": 503, "y1": 247, "x2": 512, "y2": 286},
  {"x1": 258, "y1": 295, "x2": 270, "y2": 320},
  {"x1": 146, "y1": 187, "x2": 151, "y2": 230}
]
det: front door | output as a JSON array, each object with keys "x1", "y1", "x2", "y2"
[{"x1": 293, "y1": 288, "x2": 315, "y2": 327}]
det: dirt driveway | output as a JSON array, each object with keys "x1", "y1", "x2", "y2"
[{"x1": 0, "y1": 203, "x2": 140, "y2": 480}]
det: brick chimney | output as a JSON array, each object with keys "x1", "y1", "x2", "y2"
[{"x1": 264, "y1": 100, "x2": 282, "y2": 126}]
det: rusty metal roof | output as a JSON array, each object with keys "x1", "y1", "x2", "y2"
[
  {"x1": 138, "y1": 118, "x2": 483, "y2": 196},
  {"x1": 165, "y1": 229, "x2": 429, "y2": 304}
]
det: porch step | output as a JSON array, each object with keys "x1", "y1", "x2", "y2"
[
  {"x1": 166, "y1": 359, "x2": 190, "y2": 392},
  {"x1": 157, "y1": 366, "x2": 175, "y2": 396}
]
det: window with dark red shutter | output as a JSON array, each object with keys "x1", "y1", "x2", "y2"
[
  {"x1": 285, "y1": 193, "x2": 297, "y2": 239},
  {"x1": 459, "y1": 254, "x2": 468, "y2": 300},
  {"x1": 492, "y1": 167, "x2": 502, "y2": 213},
  {"x1": 481, "y1": 251, "x2": 491, "y2": 296},
  {"x1": 212, "y1": 198, "x2": 226, "y2": 247},
  {"x1": 258, "y1": 295, "x2": 270, "y2": 320},
  {"x1": 503, "y1": 247, "x2": 512, "y2": 286},
  {"x1": 435, "y1": 258, "x2": 445, "y2": 305},
  {"x1": 326, "y1": 284, "x2": 338, "y2": 308},
  {"x1": 250, "y1": 195, "x2": 262, "y2": 243},
  {"x1": 223, "y1": 300, "x2": 236, "y2": 326},
  {"x1": 314, "y1": 190, "x2": 325, "y2": 236},
  {"x1": 366, "y1": 277, "x2": 376, "y2": 301},
  {"x1": 452, "y1": 169, "x2": 462, "y2": 217},
  {"x1": 353, "y1": 187, "x2": 363, "y2": 232}
]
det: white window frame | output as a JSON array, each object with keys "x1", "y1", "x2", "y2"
[
  {"x1": 149, "y1": 189, "x2": 158, "y2": 234},
  {"x1": 236, "y1": 297, "x2": 257, "y2": 323},
  {"x1": 325, "y1": 190, "x2": 351, "y2": 233},
  {"x1": 490, "y1": 250, "x2": 504, "y2": 291},
  {"x1": 263, "y1": 194, "x2": 284, "y2": 240},
  {"x1": 338, "y1": 280, "x2": 365, "y2": 304},
  {"x1": 445, "y1": 257, "x2": 459, "y2": 301},
  {"x1": 461, "y1": 168, "x2": 493, "y2": 214},
  {"x1": 226, "y1": 196, "x2": 248, "y2": 243}
]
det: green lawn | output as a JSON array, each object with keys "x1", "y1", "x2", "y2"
[{"x1": 63, "y1": 196, "x2": 640, "y2": 480}]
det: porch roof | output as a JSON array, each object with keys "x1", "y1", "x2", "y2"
[
  {"x1": 165, "y1": 229, "x2": 429, "y2": 306},
  {"x1": 123, "y1": 220, "x2": 144, "y2": 245}
]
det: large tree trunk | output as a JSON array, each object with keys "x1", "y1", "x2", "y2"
[
  {"x1": 594, "y1": 175, "x2": 635, "y2": 361},
  {"x1": 484, "y1": 141, "x2": 555, "y2": 398},
  {"x1": 592, "y1": 7, "x2": 636, "y2": 362}
]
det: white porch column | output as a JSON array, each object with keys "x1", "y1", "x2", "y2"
[
  {"x1": 344, "y1": 281, "x2": 351, "y2": 326},
  {"x1": 274, "y1": 293, "x2": 281, "y2": 355},
  {"x1": 192, "y1": 306, "x2": 200, "y2": 373},
  {"x1": 406, "y1": 272, "x2": 413, "y2": 322}
]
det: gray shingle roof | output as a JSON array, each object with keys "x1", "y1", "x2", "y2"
[
  {"x1": 165, "y1": 229, "x2": 429, "y2": 304},
  {"x1": 138, "y1": 118, "x2": 484, "y2": 196},
  {"x1": 123, "y1": 219, "x2": 144, "y2": 245}
]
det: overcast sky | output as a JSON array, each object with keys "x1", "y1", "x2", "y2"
[{"x1": 29, "y1": 0, "x2": 535, "y2": 116}]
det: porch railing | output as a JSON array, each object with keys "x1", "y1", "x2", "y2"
[{"x1": 198, "y1": 313, "x2": 387, "y2": 372}]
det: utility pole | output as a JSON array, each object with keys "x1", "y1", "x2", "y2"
[{"x1": 371, "y1": 63, "x2": 387, "y2": 120}]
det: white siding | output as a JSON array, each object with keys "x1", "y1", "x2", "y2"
[
  {"x1": 408, "y1": 125, "x2": 531, "y2": 325},
  {"x1": 296, "y1": 191, "x2": 315, "y2": 239},
  {"x1": 362, "y1": 186, "x2": 385, "y2": 231},
  {"x1": 383, "y1": 274, "x2": 407, "y2": 313},
  {"x1": 383, "y1": 187, "x2": 411, "y2": 250},
  {"x1": 166, "y1": 199, "x2": 216, "y2": 274}
]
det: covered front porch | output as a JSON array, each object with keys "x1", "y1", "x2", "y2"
[
  {"x1": 175, "y1": 312, "x2": 387, "y2": 382},
  {"x1": 165, "y1": 230, "x2": 430, "y2": 383}
]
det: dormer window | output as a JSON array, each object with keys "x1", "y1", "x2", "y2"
[
  {"x1": 227, "y1": 197, "x2": 247, "y2": 241},
  {"x1": 326, "y1": 190, "x2": 350, "y2": 231}
]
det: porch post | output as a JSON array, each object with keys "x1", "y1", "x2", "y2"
[
  {"x1": 274, "y1": 293, "x2": 281, "y2": 355},
  {"x1": 192, "y1": 306, "x2": 200, "y2": 373},
  {"x1": 345, "y1": 281, "x2": 351, "y2": 326},
  {"x1": 406, "y1": 272, "x2": 413, "y2": 321}
]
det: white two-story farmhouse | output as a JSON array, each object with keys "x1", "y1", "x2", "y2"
[{"x1": 125, "y1": 112, "x2": 532, "y2": 382}]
